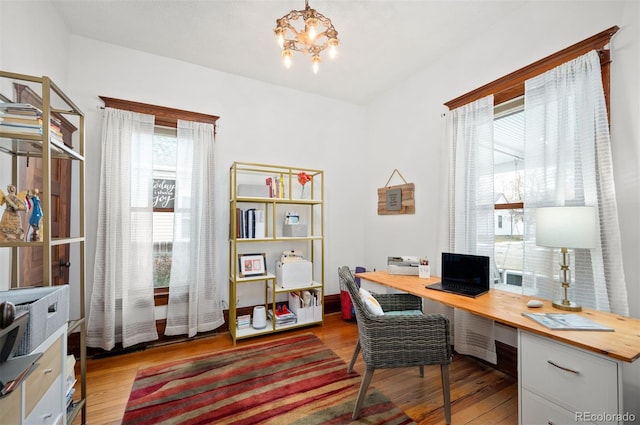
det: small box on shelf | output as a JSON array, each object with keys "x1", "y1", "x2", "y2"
[
  {"x1": 283, "y1": 224, "x2": 307, "y2": 237},
  {"x1": 237, "y1": 184, "x2": 269, "y2": 198},
  {"x1": 276, "y1": 260, "x2": 313, "y2": 288}
]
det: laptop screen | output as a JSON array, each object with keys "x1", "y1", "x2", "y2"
[{"x1": 441, "y1": 252, "x2": 490, "y2": 292}]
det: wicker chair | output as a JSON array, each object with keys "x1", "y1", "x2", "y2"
[{"x1": 338, "y1": 266, "x2": 452, "y2": 423}]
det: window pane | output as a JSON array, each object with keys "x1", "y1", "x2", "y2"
[
  {"x1": 495, "y1": 208, "x2": 523, "y2": 286},
  {"x1": 494, "y1": 99, "x2": 524, "y2": 289},
  {"x1": 153, "y1": 126, "x2": 177, "y2": 288}
]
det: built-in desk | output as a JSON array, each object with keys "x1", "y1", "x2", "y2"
[{"x1": 356, "y1": 271, "x2": 640, "y2": 424}]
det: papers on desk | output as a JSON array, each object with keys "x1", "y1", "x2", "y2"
[{"x1": 522, "y1": 313, "x2": 614, "y2": 331}]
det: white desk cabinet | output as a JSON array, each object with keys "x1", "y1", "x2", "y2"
[
  {"x1": 519, "y1": 331, "x2": 633, "y2": 425},
  {"x1": 0, "y1": 324, "x2": 67, "y2": 425}
]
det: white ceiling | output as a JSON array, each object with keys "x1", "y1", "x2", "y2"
[{"x1": 50, "y1": 0, "x2": 526, "y2": 105}]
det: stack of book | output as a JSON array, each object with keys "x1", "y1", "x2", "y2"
[
  {"x1": 268, "y1": 304, "x2": 297, "y2": 326},
  {"x1": 265, "y1": 176, "x2": 285, "y2": 198},
  {"x1": 235, "y1": 208, "x2": 265, "y2": 239},
  {"x1": 0, "y1": 102, "x2": 64, "y2": 144},
  {"x1": 236, "y1": 314, "x2": 251, "y2": 329}
]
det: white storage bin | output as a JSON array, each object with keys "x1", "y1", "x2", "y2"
[
  {"x1": 283, "y1": 224, "x2": 307, "y2": 237},
  {"x1": 276, "y1": 261, "x2": 313, "y2": 288},
  {"x1": 238, "y1": 184, "x2": 269, "y2": 198},
  {"x1": 288, "y1": 291, "x2": 322, "y2": 323},
  {"x1": 0, "y1": 286, "x2": 69, "y2": 355}
]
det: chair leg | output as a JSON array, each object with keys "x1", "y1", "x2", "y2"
[
  {"x1": 347, "y1": 339, "x2": 361, "y2": 373},
  {"x1": 352, "y1": 368, "x2": 375, "y2": 420},
  {"x1": 419, "y1": 365, "x2": 424, "y2": 377},
  {"x1": 440, "y1": 364, "x2": 452, "y2": 425}
]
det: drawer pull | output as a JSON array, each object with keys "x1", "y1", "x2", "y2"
[
  {"x1": 43, "y1": 368, "x2": 54, "y2": 375},
  {"x1": 547, "y1": 360, "x2": 580, "y2": 375},
  {"x1": 42, "y1": 412, "x2": 52, "y2": 419}
]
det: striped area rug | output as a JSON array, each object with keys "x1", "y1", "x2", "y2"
[{"x1": 122, "y1": 333, "x2": 416, "y2": 424}]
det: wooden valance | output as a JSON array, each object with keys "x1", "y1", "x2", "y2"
[
  {"x1": 444, "y1": 26, "x2": 619, "y2": 111},
  {"x1": 99, "y1": 96, "x2": 219, "y2": 133}
]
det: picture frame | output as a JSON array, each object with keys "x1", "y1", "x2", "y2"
[{"x1": 238, "y1": 253, "x2": 267, "y2": 277}]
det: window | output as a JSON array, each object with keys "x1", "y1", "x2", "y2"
[
  {"x1": 494, "y1": 97, "x2": 524, "y2": 289},
  {"x1": 99, "y1": 95, "x2": 219, "y2": 302},
  {"x1": 445, "y1": 27, "x2": 617, "y2": 293},
  {"x1": 152, "y1": 126, "x2": 177, "y2": 288}
]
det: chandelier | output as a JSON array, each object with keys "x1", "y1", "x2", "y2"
[{"x1": 274, "y1": 0, "x2": 339, "y2": 74}]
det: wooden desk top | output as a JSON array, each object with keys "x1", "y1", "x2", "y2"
[{"x1": 356, "y1": 271, "x2": 640, "y2": 363}]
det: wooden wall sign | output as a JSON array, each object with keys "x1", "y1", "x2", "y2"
[{"x1": 377, "y1": 169, "x2": 415, "y2": 215}]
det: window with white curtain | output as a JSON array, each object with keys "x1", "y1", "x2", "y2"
[
  {"x1": 89, "y1": 97, "x2": 221, "y2": 349},
  {"x1": 439, "y1": 27, "x2": 626, "y2": 367}
]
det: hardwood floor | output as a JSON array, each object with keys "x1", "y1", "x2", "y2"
[{"x1": 73, "y1": 313, "x2": 517, "y2": 425}]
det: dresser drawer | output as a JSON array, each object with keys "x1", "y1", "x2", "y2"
[
  {"x1": 24, "y1": 336, "x2": 63, "y2": 417},
  {"x1": 521, "y1": 389, "x2": 595, "y2": 425},
  {"x1": 25, "y1": 374, "x2": 63, "y2": 425},
  {"x1": 520, "y1": 331, "x2": 619, "y2": 415},
  {"x1": 0, "y1": 382, "x2": 22, "y2": 424}
]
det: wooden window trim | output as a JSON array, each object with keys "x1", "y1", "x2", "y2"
[
  {"x1": 99, "y1": 96, "x2": 219, "y2": 303},
  {"x1": 99, "y1": 96, "x2": 219, "y2": 132},
  {"x1": 444, "y1": 26, "x2": 618, "y2": 111},
  {"x1": 495, "y1": 202, "x2": 524, "y2": 210}
]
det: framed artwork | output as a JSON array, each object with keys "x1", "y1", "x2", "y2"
[{"x1": 238, "y1": 253, "x2": 267, "y2": 277}]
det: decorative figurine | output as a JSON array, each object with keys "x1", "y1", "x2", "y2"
[
  {"x1": 27, "y1": 188, "x2": 43, "y2": 241},
  {"x1": 0, "y1": 184, "x2": 29, "y2": 242}
]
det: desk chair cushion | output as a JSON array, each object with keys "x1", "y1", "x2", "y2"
[
  {"x1": 385, "y1": 310, "x2": 424, "y2": 316},
  {"x1": 358, "y1": 288, "x2": 384, "y2": 316}
]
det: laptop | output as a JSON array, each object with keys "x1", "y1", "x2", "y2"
[{"x1": 426, "y1": 252, "x2": 490, "y2": 298}]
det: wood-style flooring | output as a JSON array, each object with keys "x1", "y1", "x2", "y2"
[{"x1": 73, "y1": 313, "x2": 517, "y2": 425}]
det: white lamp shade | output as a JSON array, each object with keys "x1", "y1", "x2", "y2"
[{"x1": 536, "y1": 206, "x2": 597, "y2": 249}]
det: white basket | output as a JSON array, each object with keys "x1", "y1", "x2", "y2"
[{"x1": 0, "y1": 286, "x2": 69, "y2": 355}]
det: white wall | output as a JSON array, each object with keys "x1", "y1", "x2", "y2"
[
  {"x1": 363, "y1": 1, "x2": 640, "y2": 318},
  {"x1": 0, "y1": 0, "x2": 72, "y2": 293}
]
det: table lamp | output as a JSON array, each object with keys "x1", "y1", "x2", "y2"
[{"x1": 535, "y1": 206, "x2": 597, "y2": 312}]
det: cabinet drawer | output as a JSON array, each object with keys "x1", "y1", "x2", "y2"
[
  {"x1": 25, "y1": 336, "x2": 63, "y2": 416},
  {"x1": 25, "y1": 374, "x2": 63, "y2": 425},
  {"x1": 521, "y1": 389, "x2": 595, "y2": 425},
  {"x1": 0, "y1": 383, "x2": 22, "y2": 424},
  {"x1": 520, "y1": 331, "x2": 619, "y2": 415}
]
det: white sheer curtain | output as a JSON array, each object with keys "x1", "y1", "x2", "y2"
[
  {"x1": 164, "y1": 120, "x2": 225, "y2": 337},
  {"x1": 87, "y1": 108, "x2": 159, "y2": 350},
  {"x1": 523, "y1": 50, "x2": 628, "y2": 315},
  {"x1": 441, "y1": 95, "x2": 497, "y2": 364}
]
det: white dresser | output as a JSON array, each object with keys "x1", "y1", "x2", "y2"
[
  {"x1": 519, "y1": 331, "x2": 638, "y2": 425},
  {"x1": 0, "y1": 323, "x2": 67, "y2": 425}
]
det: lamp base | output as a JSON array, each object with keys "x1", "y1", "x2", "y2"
[{"x1": 552, "y1": 300, "x2": 582, "y2": 312}]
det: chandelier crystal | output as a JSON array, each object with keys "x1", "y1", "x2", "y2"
[{"x1": 274, "y1": 0, "x2": 339, "y2": 74}]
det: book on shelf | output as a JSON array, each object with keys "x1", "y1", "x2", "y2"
[
  {"x1": 268, "y1": 304, "x2": 297, "y2": 325},
  {"x1": 0, "y1": 115, "x2": 41, "y2": 126},
  {"x1": 265, "y1": 176, "x2": 285, "y2": 199},
  {"x1": 235, "y1": 208, "x2": 265, "y2": 239},
  {"x1": 522, "y1": 312, "x2": 614, "y2": 331},
  {"x1": 0, "y1": 102, "x2": 43, "y2": 116}
]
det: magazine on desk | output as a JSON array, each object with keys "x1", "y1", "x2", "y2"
[{"x1": 522, "y1": 312, "x2": 614, "y2": 331}]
